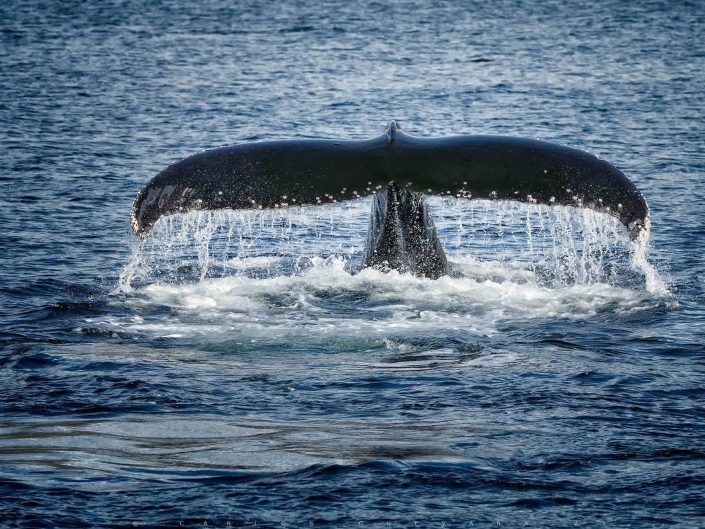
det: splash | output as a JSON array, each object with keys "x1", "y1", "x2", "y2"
[
  {"x1": 117, "y1": 202, "x2": 370, "y2": 292},
  {"x1": 116, "y1": 198, "x2": 668, "y2": 296},
  {"x1": 630, "y1": 234, "x2": 668, "y2": 296},
  {"x1": 104, "y1": 253, "x2": 665, "y2": 344}
]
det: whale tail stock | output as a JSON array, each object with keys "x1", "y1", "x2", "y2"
[
  {"x1": 131, "y1": 121, "x2": 649, "y2": 278},
  {"x1": 364, "y1": 182, "x2": 449, "y2": 279}
]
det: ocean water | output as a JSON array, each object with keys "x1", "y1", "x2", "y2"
[{"x1": 1, "y1": 1, "x2": 704, "y2": 527}]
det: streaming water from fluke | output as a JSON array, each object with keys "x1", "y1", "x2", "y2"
[
  {"x1": 631, "y1": 236, "x2": 668, "y2": 296},
  {"x1": 117, "y1": 198, "x2": 668, "y2": 295}
]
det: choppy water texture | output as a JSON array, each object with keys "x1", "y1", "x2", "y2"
[{"x1": 1, "y1": 1, "x2": 704, "y2": 527}]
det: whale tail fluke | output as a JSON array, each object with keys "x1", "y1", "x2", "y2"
[{"x1": 130, "y1": 122, "x2": 649, "y2": 277}]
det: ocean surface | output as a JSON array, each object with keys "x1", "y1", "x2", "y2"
[{"x1": 1, "y1": 1, "x2": 704, "y2": 527}]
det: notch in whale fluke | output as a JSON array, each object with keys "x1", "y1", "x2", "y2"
[{"x1": 131, "y1": 122, "x2": 649, "y2": 243}]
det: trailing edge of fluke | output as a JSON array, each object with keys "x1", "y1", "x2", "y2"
[{"x1": 131, "y1": 120, "x2": 649, "y2": 245}]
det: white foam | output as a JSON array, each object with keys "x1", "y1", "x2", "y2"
[{"x1": 105, "y1": 255, "x2": 662, "y2": 342}]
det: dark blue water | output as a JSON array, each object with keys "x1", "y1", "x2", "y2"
[{"x1": 2, "y1": 1, "x2": 704, "y2": 527}]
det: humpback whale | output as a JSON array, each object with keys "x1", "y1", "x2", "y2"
[{"x1": 131, "y1": 121, "x2": 649, "y2": 278}]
